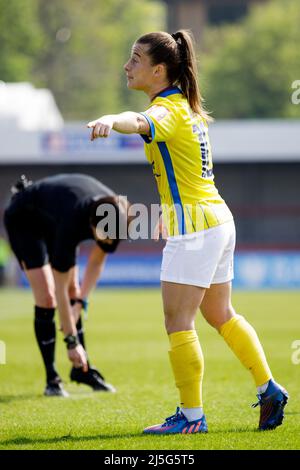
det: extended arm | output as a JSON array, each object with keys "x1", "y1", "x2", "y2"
[{"x1": 87, "y1": 112, "x2": 150, "y2": 140}]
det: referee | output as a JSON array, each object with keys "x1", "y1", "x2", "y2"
[{"x1": 4, "y1": 173, "x2": 130, "y2": 397}]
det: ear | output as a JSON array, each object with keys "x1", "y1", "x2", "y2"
[{"x1": 154, "y1": 63, "x2": 166, "y2": 77}]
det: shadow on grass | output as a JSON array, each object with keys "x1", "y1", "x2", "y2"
[
  {"x1": 0, "y1": 433, "x2": 139, "y2": 447},
  {"x1": 0, "y1": 390, "x2": 96, "y2": 404},
  {"x1": 0, "y1": 427, "x2": 256, "y2": 447},
  {"x1": 0, "y1": 394, "x2": 41, "y2": 404}
]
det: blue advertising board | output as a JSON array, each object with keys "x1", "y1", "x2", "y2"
[{"x1": 19, "y1": 251, "x2": 300, "y2": 289}]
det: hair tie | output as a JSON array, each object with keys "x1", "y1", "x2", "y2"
[
  {"x1": 171, "y1": 32, "x2": 180, "y2": 43},
  {"x1": 172, "y1": 32, "x2": 185, "y2": 52}
]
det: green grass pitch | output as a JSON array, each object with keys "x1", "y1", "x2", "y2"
[{"x1": 0, "y1": 288, "x2": 299, "y2": 450}]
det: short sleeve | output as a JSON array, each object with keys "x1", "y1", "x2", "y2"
[{"x1": 140, "y1": 101, "x2": 178, "y2": 144}]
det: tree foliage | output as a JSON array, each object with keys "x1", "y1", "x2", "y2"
[
  {"x1": 34, "y1": 0, "x2": 165, "y2": 119},
  {"x1": 0, "y1": 0, "x2": 43, "y2": 81},
  {"x1": 201, "y1": 0, "x2": 300, "y2": 118},
  {"x1": 2, "y1": 0, "x2": 299, "y2": 120},
  {"x1": 0, "y1": 0, "x2": 165, "y2": 119}
]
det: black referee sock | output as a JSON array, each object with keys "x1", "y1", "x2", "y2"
[{"x1": 34, "y1": 306, "x2": 59, "y2": 383}]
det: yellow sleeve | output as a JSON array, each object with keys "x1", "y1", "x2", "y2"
[{"x1": 140, "y1": 100, "x2": 178, "y2": 143}]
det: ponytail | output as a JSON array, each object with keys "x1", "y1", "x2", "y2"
[
  {"x1": 137, "y1": 29, "x2": 211, "y2": 121},
  {"x1": 171, "y1": 30, "x2": 210, "y2": 120}
]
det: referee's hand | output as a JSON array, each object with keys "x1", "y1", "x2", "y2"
[{"x1": 68, "y1": 344, "x2": 88, "y2": 371}]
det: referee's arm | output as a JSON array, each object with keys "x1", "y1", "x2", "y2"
[
  {"x1": 80, "y1": 244, "x2": 107, "y2": 298},
  {"x1": 52, "y1": 269, "x2": 78, "y2": 335},
  {"x1": 52, "y1": 268, "x2": 88, "y2": 370}
]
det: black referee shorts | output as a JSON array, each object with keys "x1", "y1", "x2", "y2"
[{"x1": 4, "y1": 193, "x2": 48, "y2": 271}]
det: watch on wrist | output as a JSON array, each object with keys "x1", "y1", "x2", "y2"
[{"x1": 64, "y1": 334, "x2": 79, "y2": 350}]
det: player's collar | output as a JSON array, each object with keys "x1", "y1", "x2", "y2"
[{"x1": 152, "y1": 86, "x2": 183, "y2": 100}]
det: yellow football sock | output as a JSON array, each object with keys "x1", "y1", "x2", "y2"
[
  {"x1": 168, "y1": 330, "x2": 204, "y2": 408},
  {"x1": 219, "y1": 314, "x2": 272, "y2": 387}
]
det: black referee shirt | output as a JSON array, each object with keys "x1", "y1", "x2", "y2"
[{"x1": 6, "y1": 173, "x2": 115, "y2": 272}]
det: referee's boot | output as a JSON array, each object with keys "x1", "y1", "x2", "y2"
[
  {"x1": 44, "y1": 376, "x2": 69, "y2": 397},
  {"x1": 70, "y1": 365, "x2": 116, "y2": 392}
]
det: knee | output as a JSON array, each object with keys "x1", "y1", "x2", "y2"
[
  {"x1": 165, "y1": 315, "x2": 177, "y2": 335},
  {"x1": 164, "y1": 309, "x2": 174, "y2": 334},
  {"x1": 202, "y1": 306, "x2": 235, "y2": 330},
  {"x1": 164, "y1": 309, "x2": 195, "y2": 335},
  {"x1": 37, "y1": 292, "x2": 56, "y2": 309}
]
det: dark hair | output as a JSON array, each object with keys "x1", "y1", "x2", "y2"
[
  {"x1": 137, "y1": 29, "x2": 211, "y2": 120},
  {"x1": 89, "y1": 196, "x2": 119, "y2": 229},
  {"x1": 89, "y1": 196, "x2": 120, "y2": 253},
  {"x1": 89, "y1": 196, "x2": 131, "y2": 253}
]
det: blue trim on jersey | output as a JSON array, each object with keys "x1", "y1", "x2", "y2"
[
  {"x1": 157, "y1": 86, "x2": 183, "y2": 98},
  {"x1": 157, "y1": 142, "x2": 186, "y2": 235},
  {"x1": 139, "y1": 112, "x2": 155, "y2": 144}
]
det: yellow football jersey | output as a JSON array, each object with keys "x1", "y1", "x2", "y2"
[{"x1": 140, "y1": 86, "x2": 233, "y2": 236}]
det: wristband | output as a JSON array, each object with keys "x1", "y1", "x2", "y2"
[{"x1": 64, "y1": 334, "x2": 79, "y2": 350}]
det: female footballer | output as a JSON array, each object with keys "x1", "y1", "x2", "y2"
[{"x1": 87, "y1": 30, "x2": 288, "y2": 433}]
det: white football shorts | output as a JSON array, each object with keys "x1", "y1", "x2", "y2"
[{"x1": 160, "y1": 220, "x2": 236, "y2": 288}]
